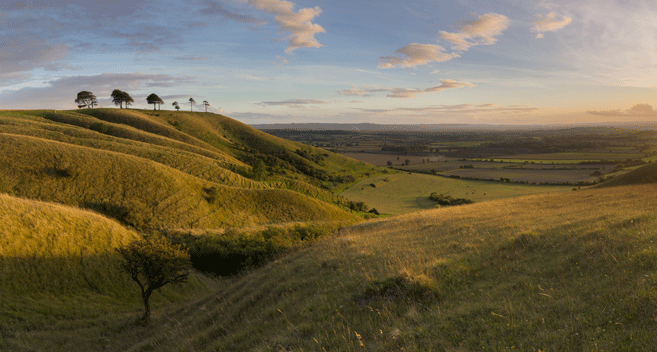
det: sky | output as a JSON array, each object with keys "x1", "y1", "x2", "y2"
[{"x1": 1, "y1": 0, "x2": 657, "y2": 125}]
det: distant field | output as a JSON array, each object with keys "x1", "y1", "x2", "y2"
[
  {"x1": 339, "y1": 173, "x2": 572, "y2": 215},
  {"x1": 488, "y1": 152, "x2": 646, "y2": 161},
  {"x1": 342, "y1": 152, "x2": 447, "y2": 167},
  {"x1": 441, "y1": 168, "x2": 600, "y2": 183}
]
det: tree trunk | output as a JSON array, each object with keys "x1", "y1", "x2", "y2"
[
  {"x1": 153, "y1": 104, "x2": 156, "y2": 111},
  {"x1": 141, "y1": 288, "x2": 153, "y2": 323}
]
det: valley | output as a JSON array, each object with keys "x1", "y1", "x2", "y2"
[{"x1": 1, "y1": 109, "x2": 657, "y2": 350}]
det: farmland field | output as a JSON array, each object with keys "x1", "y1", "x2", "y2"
[{"x1": 339, "y1": 173, "x2": 572, "y2": 215}]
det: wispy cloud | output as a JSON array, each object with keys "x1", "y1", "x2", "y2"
[
  {"x1": 532, "y1": 12, "x2": 572, "y2": 39},
  {"x1": 175, "y1": 55, "x2": 211, "y2": 61},
  {"x1": 257, "y1": 98, "x2": 328, "y2": 108},
  {"x1": 248, "y1": 0, "x2": 325, "y2": 54},
  {"x1": 0, "y1": 73, "x2": 197, "y2": 109},
  {"x1": 271, "y1": 55, "x2": 290, "y2": 66},
  {"x1": 197, "y1": 0, "x2": 265, "y2": 24},
  {"x1": 378, "y1": 44, "x2": 459, "y2": 68},
  {"x1": 352, "y1": 103, "x2": 540, "y2": 115},
  {"x1": 336, "y1": 85, "x2": 389, "y2": 96},
  {"x1": 387, "y1": 80, "x2": 475, "y2": 99},
  {"x1": 587, "y1": 103, "x2": 656, "y2": 116},
  {"x1": 337, "y1": 80, "x2": 475, "y2": 99}
]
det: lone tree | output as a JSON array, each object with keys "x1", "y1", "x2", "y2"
[
  {"x1": 74, "y1": 91, "x2": 97, "y2": 109},
  {"x1": 111, "y1": 89, "x2": 133, "y2": 109},
  {"x1": 146, "y1": 93, "x2": 164, "y2": 110},
  {"x1": 117, "y1": 237, "x2": 191, "y2": 324},
  {"x1": 202, "y1": 100, "x2": 210, "y2": 112},
  {"x1": 188, "y1": 97, "x2": 195, "y2": 112},
  {"x1": 172, "y1": 101, "x2": 180, "y2": 111}
]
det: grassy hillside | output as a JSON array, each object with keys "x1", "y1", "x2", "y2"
[
  {"x1": 596, "y1": 162, "x2": 657, "y2": 188},
  {"x1": 340, "y1": 172, "x2": 572, "y2": 215},
  {"x1": 0, "y1": 194, "x2": 217, "y2": 351},
  {"x1": 112, "y1": 183, "x2": 657, "y2": 351},
  {"x1": 0, "y1": 109, "x2": 381, "y2": 229}
]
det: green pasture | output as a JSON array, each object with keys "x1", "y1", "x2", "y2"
[{"x1": 339, "y1": 173, "x2": 571, "y2": 215}]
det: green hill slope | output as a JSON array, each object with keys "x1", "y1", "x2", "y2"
[
  {"x1": 123, "y1": 184, "x2": 657, "y2": 351},
  {"x1": 0, "y1": 133, "x2": 355, "y2": 230},
  {"x1": 0, "y1": 109, "x2": 380, "y2": 229},
  {"x1": 597, "y1": 162, "x2": 657, "y2": 188}
]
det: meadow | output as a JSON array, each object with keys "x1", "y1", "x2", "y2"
[
  {"x1": 94, "y1": 174, "x2": 657, "y2": 351},
  {"x1": 339, "y1": 172, "x2": 572, "y2": 215}
]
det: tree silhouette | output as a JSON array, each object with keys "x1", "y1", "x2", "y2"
[
  {"x1": 117, "y1": 237, "x2": 191, "y2": 324},
  {"x1": 74, "y1": 91, "x2": 97, "y2": 109},
  {"x1": 146, "y1": 93, "x2": 164, "y2": 111},
  {"x1": 189, "y1": 98, "x2": 196, "y2": 112},
  {"x1": 111, "y1": 89, "x2": 125, "y2": 109},
  {"x1": 123, "y1": 92, "x2": 134, "y2": 109},
  {"x1": 202, "y1": 100, "x2": 210, "y2": 112},
  {"x1": 172, "y1": 101, "x2": 180, "y2": 111}
]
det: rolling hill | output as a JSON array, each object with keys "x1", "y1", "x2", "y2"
[{"x1": 0, "y1": 109, "x2": 382, "y2": 230}]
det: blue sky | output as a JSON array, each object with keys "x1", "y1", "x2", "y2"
[{"x1": 1, "y1": 0, "x2": 657, "y2": 125}]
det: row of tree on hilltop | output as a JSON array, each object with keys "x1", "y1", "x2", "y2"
[{"x1": 75, "y1": 91, "x2": 211, "y2": 112}]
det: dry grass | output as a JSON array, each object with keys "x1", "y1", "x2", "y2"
[{"x1": 115, "y1": 184, "x2": 657, "y2": 351}]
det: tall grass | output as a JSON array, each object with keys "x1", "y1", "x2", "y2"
[{"x1": 122, "y1": 184, "x2": 657, "y2": 351}]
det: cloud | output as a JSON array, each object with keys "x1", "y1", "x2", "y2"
[
  {"x1": 440, "y1": 13, "x2": 510, "y2": 51},
  {"x1": 351, "y1": 103, "x2": 540, "y2": 117},
  {"x1": 387, "y1": 80, "x2": 475, "y2": 99},
  {"x1": 379, "y1": 13, "x2": 508, "y2": 69},
  {"x1": 0, "y1": 73, "x2": 197, "y2": 109},
  {"x1": 378, "y1": 43, "x2": 460, "y2": 69},
  {"x1": 257, "y1": 98, "x2": 328, "y2": 108},
  {"x1": 247, "y1": 0, "x2": 325, "y2": 54},
  {"x1": 336, "y1": 85, "x2": 389, "y2": 96},
  {"x1": 587, "y1": 103, "x2": 656, "y2": 116},
  {"x1": 0, "y1": 38, "x2": 72, "y2": 84},
  {"x1": 336, "y1": 80, "x2": 474, "y2": 99},
  {"x1": 430, "y1": 70, "x2": 440, "y2": 75},
  {"x1": 197, "y1": 0, "x2": 265, "y2": 24},
  {"x1": 348, "y1": 100, "x2": 364, "y2": 104},
  {"x1": 175, "y1": 55, "x2": 211, "y2": 60},
  {"x1": 532, "y1": 12, "x2": 572, "y2": 39},
  {"x1": 271, "y1": 55, "x2": 290, "y2": 66}
]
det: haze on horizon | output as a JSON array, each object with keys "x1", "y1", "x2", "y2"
[{"x1": 1, "y1": 0, "x2": 656, "y2": 125}]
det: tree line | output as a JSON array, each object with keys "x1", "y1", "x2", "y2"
[{"x1": 75, "y1": 90, "x2": 211, "y2": 112}]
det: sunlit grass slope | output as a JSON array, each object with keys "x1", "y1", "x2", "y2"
[
  {"x1": 0, "y1": 133, "x2": 355, "y2": 230},
  {"x1": 0, "y1": 109, "x2": 381, "y2": 228},
  {"x1": 340, "y1": 172, "x2": 572, "y2": 215},
  {"x1": 124, "y1": 184, "x2": 657, "y2": 351}
]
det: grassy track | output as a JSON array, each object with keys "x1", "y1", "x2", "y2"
[{"x1": 340, "y1": 173, "x2": 571, "y2": 215}]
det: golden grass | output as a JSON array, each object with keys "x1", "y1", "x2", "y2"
[{"x1": 119, "y1": 184, "x2": 657, "y2": 351}]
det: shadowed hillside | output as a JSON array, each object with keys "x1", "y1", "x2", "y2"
[{"x1": 596, "y1": 162, "x2": 657, "y2": 188}]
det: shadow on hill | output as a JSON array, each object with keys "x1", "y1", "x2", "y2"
[{"x1": 596, "y1": 163, "x2": 657, "y2": 188}]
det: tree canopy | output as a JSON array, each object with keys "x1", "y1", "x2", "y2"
[
  {"x1": 117, "y1": 237, "x2": 191, "y2": 324},
  {"x1": 74, "y1": 91, "x2": 97, "y2": 109},
  {"x1": 146, "y1": 93, "x2": 164, "y2": 110},
  {"x1": 189, "y1": 97, "x2": 195, "y2": 112},
  {"x1": 111, "y1": 89, "x2": 134, "y2": 109},
  {"x1": 172, "y1": 101, "x2": 180, "y2": 111}
]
